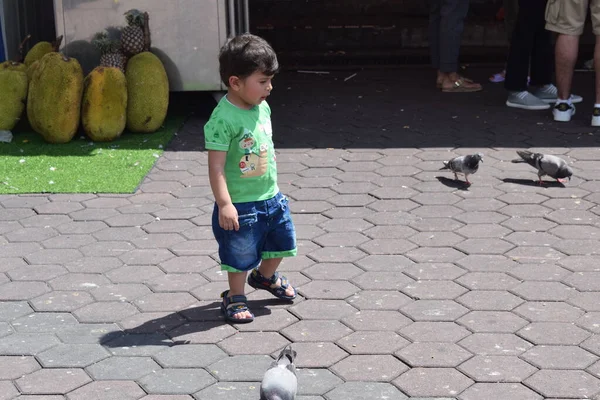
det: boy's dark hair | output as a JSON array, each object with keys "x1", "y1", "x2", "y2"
[{"x1": 219, "y1": 34, "x2": 279, "y2": 87}]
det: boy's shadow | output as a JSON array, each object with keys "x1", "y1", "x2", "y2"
[{"x1": 99, "y1": 300, "x2": 274, "y2": 348}]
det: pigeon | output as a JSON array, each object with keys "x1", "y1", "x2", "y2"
[
  {"x1": 511, "y1": 150, "x2": 573, "y2": 185},
  {"x1": 260, "y1": 345, "x2": 297, "y2": 400},
  {"x1": 439, "y1": 153, "x2": 484, "y2": 184}
]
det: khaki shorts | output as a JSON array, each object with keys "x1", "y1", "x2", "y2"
[{"x1": 546, "y1": 0, "x2": 600, "y2": 35}]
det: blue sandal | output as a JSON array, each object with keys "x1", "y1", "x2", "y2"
[
  {"x1": 247, "y1": 269, "x2": 297, "y2": 301},
  {"x1": 221, "y1": 290, "x2": 254, "y2": 323}
]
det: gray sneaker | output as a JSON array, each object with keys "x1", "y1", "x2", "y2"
[
  {"x1": 506, "y1": 91, "x2": 551, "y2": 110},
  {"x1": 531, "y1": 84, "x2": 583, "y2": 104}
]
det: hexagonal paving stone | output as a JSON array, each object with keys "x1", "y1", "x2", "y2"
[
  {"x1": 456, "y1": 272, "x2": 520, "y2": 290},
  {"x1": 74, "y1": 302, "x2": 139, "y2": 323},
  {"x1": 30, "y1": 290, "x2": 94, "y2": 312},
  {"x1": 319, "y1": 218, "x2": 373, "y2": 233},
  {"x1": 12, "y1": 312, "x2": 78, "y2": 333},
  {"x1": 0, "y1": 356, "x2": 40, "y2": 379},
  {"x1": 167, "y1": 321, "x2": 237, "y2": 344},
  {"x1": 106, "y1": 265, "x2": 165, "y2": 283},
  {"x1": 0, "y1": 281, "x2": 50, "y2": 300},
  {"x1": 506, "y1": 246, "x2": 565, "y2": 263},
  {"x1": 0, "y1": 333, "x2": 60, "y2": 356},
  {"x1": 298, "y1": 280, "x2": 359, "y2": 300},
  {"x1": 67, "y1": 380, "x2": 146, "y2": 400},
  {"x1": 37, "y1": 343, "x2": 110, "y2": 367},
  {"x1": 513, "y1": 301, "x2": 584, "y2": 322},
  {"x1": 456, "y1": 223, "x2": 512, "y2": 239},
  {"x1": 139, "y1": 368, "x2": 216, "y2": 395},
  {"x1": 281, "y1": 320, "x2": 353, "y2": 342},
  {"x1": 5, "y1": 227, "x2": 59, "y2": 242},
  {"x1": 218, "y1": 332, "x2": 290, "y2": 355},
  {"x1": 103, "y1": 333, "x2": 172, "y2": 356},
  {"x1": 7, "y1": 265, "x2": 68, "y2": 281},
  {"x1": 324, "y1": 381, "x2": 408, "y2": 400},
  {"x1": 518, "y1": 322, "x2": 591, "y2": 345},
  {"x1": 364, "y1": 225, "x2": 418, "y2": 239},
  {"x1": 346, "y1": 290, "x2": 411, "y2": 310},
  {"x1": 331, "y1": 354, "x2": 408, "y2": 382},
  {"x1": 501, "y1": 217, "x2": 557, "y2": 232},
  {"x1": 403, "y1": 263, "x2": 466, "y2": 281},
  {"x1": 16, "y1": 368, "x2": 92, "y2": 394},
  {"x1": 400, "y1": 280, "x2": 467, "y2": 300},
  {"x1": 194, "y1": 382, "x2": 260, "y2": 399},
  {"x1": 80, "y1": 241, "x2": 136, "y2": 257},
  {"x1": 86, "y1": 356, "x2": 161, "y2": 380},
  {"x1": 458, "y1": 355, "x2": 537, "y2": 382},
  {"x1": 577, "y1": 312, "x2": 600, "y2": 333},
  {"x1": 290, "y1": 300, "x2": 357, "y2": 320},
  {"x1": 296, "y1": 368, "x2": 343, "y2": 396},
  {"x1": 284, "y1": 342, "x2": 348, "y2": 368},
  {"x1": 401, "y1": 300, "x2": 468, "y2": 322},
  {"x1": 525, "y1": 370, "x2": 600, "y2": 399},
  {"x1": 459, "y1": 383, "x2": 542, "y2": 400},
  {"x1": 399, "y1": 321, "x2": 470, "y2": 343},
  {"x1": 49, "y1": 273, "x2": 111, "y2": 291},
  {"x1": 405, "y1": 247, "x2": 465, "y2": 263},
  {"x1": 522, "y1": 345, "x2": 598, "y2": 369},
  {"x1": 308, "y1": 247, "x2": 368, "y2": 263},
  {"x1": 354, "y1": 255, "x2": 414, "y2": 272},
  {"x1": 359, "y1": 239, "x2": 417, "y2": 255},
  {"x1": 396, "y1": 342, "x2": 472, "y2": 367},
  {"x1": 160, "y1": 255, "x2": 218, "y2": 273},
  {"x1": 134, "y1": 293, "x2": 197, "y2": 312},
  {"x1": 56, "y1": 323, "x2": 122, "y2": 344},
  {"x1": 568, "y1": 292, "x2": 600, "y2": 311},
  {"x1": 153, "y1": 344, "x2": 226, "y2": 368},
  {"x1": 91, "y1": 284, "x2": 152, "y2": 302},
  {"x1": 564, "y1": 271, "x2": 600, "y2": 291},
  {"x1": 25, "y1": 249, "x2": 83, "y2": 265},
  {"x1": 342, "y1": 310, "x2": 412, "y2": 331},
  {"x1": 457, "y1": 291, "x2": 523, "y2": 311},
  {"x1": 408, "y1": 231, "x2": 464, "y2": 247},
  {"x1": 303, "y1": 263, "x2": 364, "y2": 280},
  {"x1": 351, "y1": 272, "x2": 414, "y2": 290},
  {"x1": 457, "y1": 311, "x2": 529, "y2": 333},
  {"x1": 510, "y1": 281, "x2": 574, "y2": 301},
  {"x1": 207, "y1": 355, "x2": 274, "y2": 381},
  {"x1": 337, "y1": 331, "x2": 409, "y2": 355},
  {"x1": 393, "y1": 368, "x2": 473, "y2": 397},
  {"x1": 459, "y1": 333, "x2": 533, "y2": 356},
  {"x1": 508, "y1": 263, "x2": 571, "y2": 281},
  {"x1": 65, "y1": 257, "x2": 123, "y2": 273}
]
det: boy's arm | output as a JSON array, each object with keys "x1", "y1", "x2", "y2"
[{"x1": 208, "y1": 150, "x2": 239, "y2": 231}]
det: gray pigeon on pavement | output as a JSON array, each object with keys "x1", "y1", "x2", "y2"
[
  {"x1": 260, "y1": 345, "x2": 298, "y2": 400},
  {"x1": 439, "y1": 153, "x2": 484, "y2": 184},
  {"x1": 511, "y1": 150, "x2": 573, "y2": 185}
]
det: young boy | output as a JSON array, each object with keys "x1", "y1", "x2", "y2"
[{"x1": 204, "y1": 34, "x2": 297, "y2": 323}]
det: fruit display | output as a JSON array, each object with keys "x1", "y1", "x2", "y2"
[
  {"x1": 24, "y1": 35, "x2": 63, "y2": 67},
  {"x1": 92, "y1": 31, "x2": 127, "y2": 73},
  {"x1": 121, "y1": 9, "x2": 146, "y2": 55}
]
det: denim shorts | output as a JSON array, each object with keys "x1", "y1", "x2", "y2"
[{"x1": 212, "y1": 192, "x2": 297, "y2": 272}]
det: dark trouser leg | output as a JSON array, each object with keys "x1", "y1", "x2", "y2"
[
  {"x1": 504, "y1": 0, "x2": 540, "y2": 91},
  {"x1": 429, "y1": 0, "x2": 442, "y2": 69},
  {"x1": 437, "y1": 0, "x2": 470, "y2": 73},
  {"x1": 529, "y1": 0, "x2": 553, "y2": 86}
]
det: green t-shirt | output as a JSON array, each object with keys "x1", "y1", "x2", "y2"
[{"x1": 204, "y1": 96, "x2": 279, "y2": 203}]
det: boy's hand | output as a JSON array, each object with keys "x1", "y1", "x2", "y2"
[{"x1": 219, "y1": 204, "x2": 239, "y2": 231}]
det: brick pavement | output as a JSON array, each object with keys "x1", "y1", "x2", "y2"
[{"x1": 2, "y1": 67, "x2": 600, "y2": 399}]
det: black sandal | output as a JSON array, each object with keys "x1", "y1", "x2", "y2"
[
  {"x1": 221, "y1": 290, "x2": 254, "y2": 323},
  {"x1": 247, "y1": 269, "x2": 297, "y2": 301}
]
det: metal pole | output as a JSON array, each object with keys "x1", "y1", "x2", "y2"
[
  {"x1": 0, "y1": 0, "x2": 6, "y2": 62},
  {"x1": 243, "y1": 0, "x2": 249, "y2": 33},
  {"x1": 227, "y1": 0, "x2": 236, "y2": 37}
]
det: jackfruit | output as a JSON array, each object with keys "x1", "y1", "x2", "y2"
[
  {"x1": 0, "y1": 61, "x2": 27, "y2": 73},
  {"x1": 125, "y1": 51, "x2": 168, "y2": 133},
  {"x1": 26, "y1": 60, "x2": 39, "y2": 82},
  {"x1": 24, "y1": 35, "x2": 63, "y2": 67},
  {"x1": 81, "y1": 66, "x2": 127, "y2": 141},
  {"x1": 0, "y1": 68, "x2": 28, "y2": 130},
  {"x1": 27, "y1": 52, "x2": 83, "y2": 143}
]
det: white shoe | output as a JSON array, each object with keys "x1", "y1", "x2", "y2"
[
  {"x1": 592, "y1": 107, "x2": 600, "y2": 126},
  {"x1": 553, "y1": 102, "x2": 576, "y2": 122}
]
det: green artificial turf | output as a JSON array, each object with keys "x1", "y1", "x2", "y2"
[{"x1": 0, "y1": 115, "x2": 185, "y2": 194}]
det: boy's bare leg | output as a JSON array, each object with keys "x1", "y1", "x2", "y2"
[
  {"x1": 257, "y1": 258, "x2": 295, "y2": 297},
  {"x1": 555, "y1": 34, "x2": 580, "y2": 100},
  {"x1": 227, "y1": 271, "x2": 252, "y2": 320}
]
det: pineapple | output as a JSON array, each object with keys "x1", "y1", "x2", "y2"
[
  {"x1": 92, "y1": 32, "x2": 127, "y2": 73},
  {"x1": 121, "y1": 9, "x2": 145, "y2": 55}
]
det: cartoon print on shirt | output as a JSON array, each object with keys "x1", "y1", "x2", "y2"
[{"x1": 239, "y1": 130, "x2": 257, "y2": 154}]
